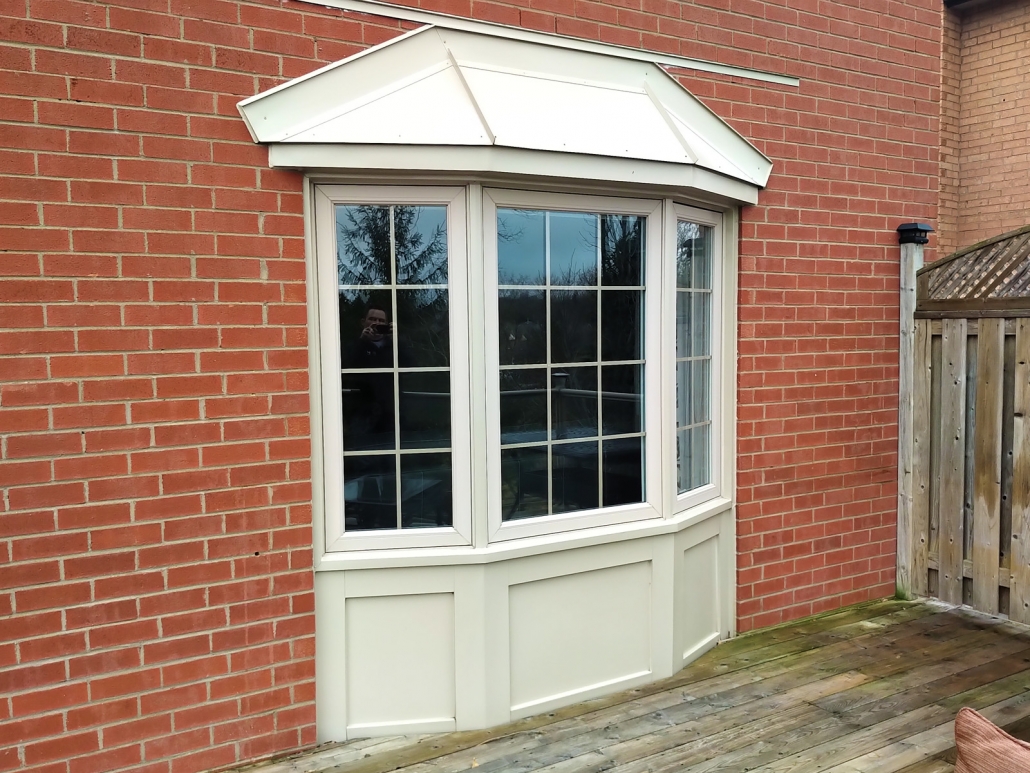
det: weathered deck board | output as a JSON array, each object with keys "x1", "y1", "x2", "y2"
[{"x1": 238, "y1": 600, "x2": 1030, "y2": 773}]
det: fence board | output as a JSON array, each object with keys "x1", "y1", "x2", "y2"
[
  {"x1": 1001, "y1": 333, "x2": 1016, "y2": 571},
  {"x1": 911, "y1": 319, "x2": 932, "y2": 596},
  {"x1": 963, "y1": 335, "x2": 978, "y2": 571},
  {"x1": 939, "y1": 318, "x2": 967, "y2": 605},
  {"x1": 972, "y1": 318, "x2": 1004, "y2": 612},
  {"x1": 928, "y1": 333, "x2": 943, "y2": 561},
  {"x1": 1010, "y1": 320, "x2": 1030, "y2": 623}
]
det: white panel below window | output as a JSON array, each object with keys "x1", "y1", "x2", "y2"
[
  {"x1": 681, "y1": 536, "x2": 721, "y2": 662},
  {"x1": 508, "y1": 562, "x2": 652, "y2": 712},
  {"x1": 345, "y1": 593, "x2": 456, "y2": 731}
]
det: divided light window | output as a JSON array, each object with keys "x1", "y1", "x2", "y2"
[
  {"x1": 335, "y1": 204, "x2": 453, "y2": 531},
  {"x1": 496, "y1": 208, "x2": 646, "y2": 520},
  {"x1": 315, "y1": 186, "x2": 471, "y2": 551},
  {"x1": 315, "y1": 186, "x2": 725, "y2": 551},
  {"x1": 676, "y1": 220, "x2": 713, "y2": 494}
]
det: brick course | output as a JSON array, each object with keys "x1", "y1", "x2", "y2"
[
  {"x1": 0, "y1": 0, "x2": 938, "y2": 770},
  {"x1": 938, "y1": 0, "x2": 1030, "y2": 255}
]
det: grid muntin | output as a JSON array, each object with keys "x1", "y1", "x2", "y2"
[
  {"x1": 498, "y1": 209, "x2": 645, "y2": 518},
  {"x1": 337, "y1": 204, "x2": 453, "y2": 530}
]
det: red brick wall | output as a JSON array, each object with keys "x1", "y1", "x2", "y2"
[
  {"x1": 0, "y1": 0, "x2": 939, "y2": 770},
  {"x1": 939, "y1": 6, "x2": 961, "y2": 257},
  {"x1": 938, "y1": 0, "x2": 1030, "y2": 255}
]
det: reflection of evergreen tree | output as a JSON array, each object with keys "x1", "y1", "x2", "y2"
[
  {"x1": 336, "y1": 205, "x2": 451, "y2": 366},
  {"x1": 336, "y1": 206, "x2": 447, "y2": 286},
  {"x1": 395, "y1": 207, "x2": 447, "y2": 285},
  {"x1": 337, "y1": 206, "x2": 391, "y2": 285}
]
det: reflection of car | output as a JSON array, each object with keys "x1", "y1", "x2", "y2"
[{"x1": 344, "y1": 467, "x2": 451, "y2": 531}]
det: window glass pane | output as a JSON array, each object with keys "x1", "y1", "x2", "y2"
[
  {"x1": 601, "y1": 290, "x2": 642, "y2": 362},
  {"x1": 550, "y1": 212, "x2": 598, "y2": 286},
  {"x1": 498, "y1": 209, "x2": 545, "y2": 285},
  {"x1": 337, "y1": 205, "x2": 392, "y2": 286},
  {"x1": 499, "y1": 290, "x2": 546, "y2": 365},
  {"x1": 552, "y1": 441, "x2": 599, "y2": 514},
  {"x1": 692, "y1": 292, "x2": 710, "y2": 357},
  {"x1": 399, "y1": 371, "x2": 450, "y2": 449},
  {"x1": 675, "y1": 218, "x2": 713, "y2": 496},
  {"x1": 498, "y1": 206, "x2": 645, "y2": 520},
  {"x1": 395, "y1": 206, "x2": 447, "y2": 285},
  {"x1": 342, "y1": 372, "x2": 395, "y2": 451},
  {"x1": 692, "y1": 423, "x2": 710, "y2": 490},
  {"x1": 502, "y1": 446, "x2": 549, "y2": 520},
  {"x1": 601, "y1": 215, "x2": 643, "y2": 287},
  {"x1": 692, "y1": 359, "x2": 710, "y2": 424},
  {"x1": 500, "y1": 369, "x2": 547, "y2": 445},
  {"x1": 344, "y1": 454, "x2": 397, "y2": 530},
  {"x1": 551, "y1": 366, "x2": 597, "y2": 440},
  {"x1": 550, "y1": 290, "x2": 597, "y2": 364},
  {"x1": 677, "y1": 220, "x2": 712, "y2": 289},
  {"x1": 337, "y1": 203, "x2": 453, "y2": 533},
  {"x1": 603, "y1": 437, "x2": 642, "y2": 507},
  {"x1": 675, "y1": 360, "x2": 691, "y2": 429},
  {"x1": 676, "y1": 429, "x2": 690, "y2": 493},
  {"x1": 340, "y1": 290, "x2": 394, "y2": 370},
  {"x1": 401, "y1": 452, "x2": 452, "y2": 528},
  {"x1": 602, "y1": 364, "x2": 642, "y2": 436},
  {"x1": 675, "y1": 292, "x2": 691, "y2": 360},
  {"x1": 396, "y1": 289, "x2": 449, "y2": 367}
]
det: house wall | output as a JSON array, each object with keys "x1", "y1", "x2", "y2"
[
  {"x1": 0, "y1": 0, "x2": 938, "y2": 771},
  {"x1": 938, "y1": 0, "x2": 1030, "y2": 255},
  {"x1": 939, "y1": 6, "x2": 962, "y2": 257}
]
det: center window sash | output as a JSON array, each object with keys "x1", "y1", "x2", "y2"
[{"x1": 484, "y1": 189, "x2": 664, "y2": 542}]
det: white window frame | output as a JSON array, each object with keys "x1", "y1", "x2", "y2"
[
  {"x1": 311, "y1": 184, "x2": 734, "y2": 557},
  {"x1": 313, "y1": 184, "x2": 473, "y2": 551},
  {"x1": 664, "y1": 203, "x2": 726, "y2": 515},
  {"x1": 483, "y1": 188, "x2": 665, "y2": 543}
]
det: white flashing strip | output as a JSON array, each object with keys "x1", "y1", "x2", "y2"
[{"x1": 299, "y1": 0, "x2": 800, "y2": 87}]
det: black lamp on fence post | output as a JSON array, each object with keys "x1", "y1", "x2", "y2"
[{"x1": 896, "y1": 222, "x2": 934, "y2": 600}]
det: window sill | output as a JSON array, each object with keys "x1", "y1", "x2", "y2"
[{"x1": 314, "y1": 495, "x2": 732, "y2": 571}]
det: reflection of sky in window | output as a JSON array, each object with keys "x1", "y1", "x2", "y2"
[
  {"x1": 498, "y1": 210, "x2": 545, "y2": 285},
  {"x1": 550, "y1": 212, "x2": 598, "y2": 286}
]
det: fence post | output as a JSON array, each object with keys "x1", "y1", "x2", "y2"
[{"x1": 896, "y1": 223, "x2": 934, "y2": 599}]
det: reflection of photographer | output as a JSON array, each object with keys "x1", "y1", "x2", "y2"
[{"x1": 345, "y1": 306, "x2": 394, "y2": 369}]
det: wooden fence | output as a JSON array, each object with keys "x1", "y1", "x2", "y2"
[{"x1": 909, "y1": 317, "x2": 1030, "y2": 621}]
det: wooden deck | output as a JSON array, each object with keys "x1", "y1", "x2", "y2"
[{"x1": 246, "y1": 599, "x2": 1030, "y2": 773}]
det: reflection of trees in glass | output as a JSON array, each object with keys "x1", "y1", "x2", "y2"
[
  {"x1": 338, "y1": 206, "x2": 390, "y2": 286},
  {"x1": 550, "y1": 290, "x2": 596, "y2": 363},
  {"x1": 395, "y1": 206, "x2": 447, "y2": 285},
  {"x1": 336, "y1": 205, "x2": 447, "y2": 286},
  {"x1": 602, "y1": 215, "x2": 643, "y2": 287},
  {"x1": 499, "y1": 291, "x2": 546, "y2": 365},
  {"x1": 676, "y1": 221, "x2": 710, "y2": 289}
]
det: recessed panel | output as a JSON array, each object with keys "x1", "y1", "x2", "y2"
[
  {"x1": 509, "y1": 562, "x2": 651, "y2": 711},
  {"x1": 681, "y1": 537, "x2": 720, "y2": 662},
  {"x1": 346, "y1": 593, "x2": 455, "y2": 728}
]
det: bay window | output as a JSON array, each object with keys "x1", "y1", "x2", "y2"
[{"x1": 314, "y1": 186, "x2": 726, "y2": 552}]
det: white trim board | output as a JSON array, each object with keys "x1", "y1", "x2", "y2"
[
  {"x1": 296, "y1": 0, "x2": 799, "y2": 87},
  {"x1": 239, "y1": 25, "x2": 772, "y2": 198}
]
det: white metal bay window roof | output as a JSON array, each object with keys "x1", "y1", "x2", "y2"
[{"x1": 238, "y1": 26, "x2": 771, "y2": 204}]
